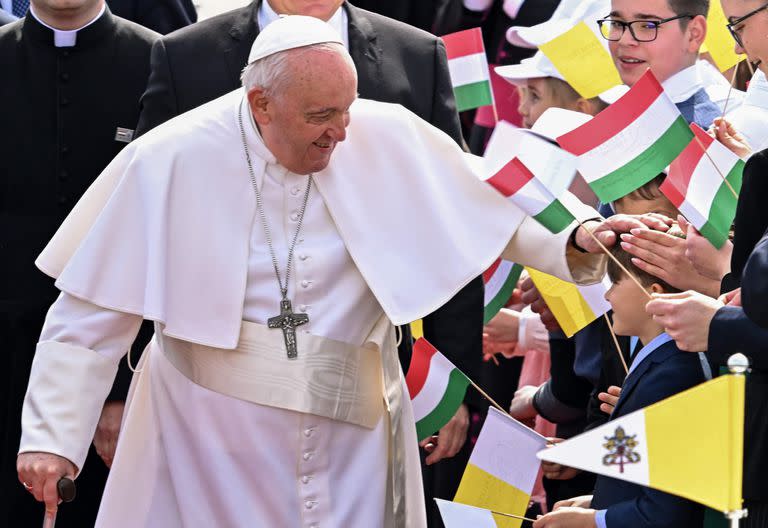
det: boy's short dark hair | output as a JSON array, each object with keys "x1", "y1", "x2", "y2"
[
  {"x1": 606, "y1": 241, "x2": 682, "y2": 293},
  {"x1": 668, "y1": 0, "x2": 709, "y2": 20},
  {"x1": 623, "y1": 173, "x2": 666, "y2": 201}
]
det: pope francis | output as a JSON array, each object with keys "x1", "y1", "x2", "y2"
[{"x1": 17, "y1": 15, "x2": 648, "y2": 528}]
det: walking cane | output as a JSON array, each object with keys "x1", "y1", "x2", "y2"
[{"x1": 42, "y1": 477, "x2": 76, "y2": 528}]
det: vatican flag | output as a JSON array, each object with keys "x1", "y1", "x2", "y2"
[{"x1": 538, "y1": 374, "x2": 744, "y2": 513}]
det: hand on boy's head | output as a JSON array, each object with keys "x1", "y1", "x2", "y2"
[
  {"x1": 520, "y1": 277, "x2": 562, "y2": 332},
  {"x1": 574, "y1": 214, "x2": 671, "y2": 254},
  {"x1": 619, "y1": 228, "x2": 721, "y2": 296},
  {"x1": 645, "y1": 291, "x2": 724, "y2": 352},
  {"x1": 709, "y1": 117, "x2": 751, "y2": 159},
  {"x1": 678, "y1": 215, "x2": 733, "y2": 282}
]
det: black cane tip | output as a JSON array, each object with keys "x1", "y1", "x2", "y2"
[{"x1": 57, "y1": 477, "x2": 76, "y2": 503}]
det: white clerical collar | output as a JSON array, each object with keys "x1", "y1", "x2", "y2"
[
  {"x1": 29, "y1": 3, "x2": 105, "y2": 47},
  {"x1": 661, "y1": 63, "x2": 703, "y2": 104},
  {"x1": 258, "y1": 1, "x2": 349, "y2": 50}
]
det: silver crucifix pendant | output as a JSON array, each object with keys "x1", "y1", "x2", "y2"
[{"x1": 267, "y1": 299, "x2": 309, "y2": 359}]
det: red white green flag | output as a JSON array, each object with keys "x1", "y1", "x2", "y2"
[
  {"x1": 442, "y1": 28, "x2": 494, "y2": 112},
  {"x1": 406, "y1": 338, "x2": 471, "y2": 441},
  {"x1": 486, "y1": 157, "x2": 575, "y2": 234},
  {"x1": 483, "y1": 258, "x2": 523, "y2": 324},
  {"x1": 660, "y1": 123, "x2": 743, "y2": 249},
  {"x1": 557, "y1": 70, "x2": 694, "y2": 202}
]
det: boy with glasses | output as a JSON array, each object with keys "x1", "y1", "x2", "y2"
[{"x1": 598, "y1": 0, "x2": 722, "y2": 127}]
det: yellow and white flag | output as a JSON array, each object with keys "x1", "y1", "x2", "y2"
[
  {"x1": 454, "y1": 408, "x2": 546, "y2": 527},
  {"x1": 538, "y1": 374, "x2": 744, "y2": 512},
  {"x1": 526, "y1": 267, "x2": 611, "y2": 337}
]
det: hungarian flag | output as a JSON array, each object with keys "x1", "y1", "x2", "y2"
[
  {"x1": 406, "y1": 338, "x2": 470, "y2": 441},
  {"x1": 442, "y1": 28, "x2": 494, "y2": 112},
  {"x1": 486, "y1": 157, "x2": 575, "y2": 234},
  {"x1": 538, "y1": 374, "x2": 744, "y2": 513},
  {"x1": 483, "y1": 258, "x2": 523, "y2": 324},
  {"x1": 661, "y1": 123, "x2": 743, "y2": 249},
  {"x1": 557, "y1": 70, "x2": 694, "y2": 202}
]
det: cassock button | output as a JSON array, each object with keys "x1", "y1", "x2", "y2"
[
  {"x1": 60, "y1": 72, "x2": 70, "y2": 82},
  {"x1": 301, "y1": 476, "x2": 310, "y2": 484},
  {"x1": 60, "y1": 97, "x2": 70, "y2": 107},
  {"x1": 304, "y1": 428, "x2": 314, "y2": 437},
  {"x1": 290, "y1": 212, "x2": 299, "y2": 221},
  {"x1": 291, "y1": 186, "x2": 301, "y2": 196},
  {"x1": 59, "y1": 171, "x2": 68, "y2": 181},
  {"x1": 58, "y1": 196, "x2": 68, "y2": 205},
  {"x1": 301, "y1": 280, "x2": 309, "y2": 288},
  {"x1": 304, "y1": 500, "x2": 315, "y2": 509},
  {"x1": 299, "y1": 254, "x2": 308, "y2": 261},
  {"x1": 303, "y1": 451, "x2": 313, "y2": 461},
  {"x1": 61, "y1": 146, "x2": 69, "y2": 156},
  {"x1": 299, "y1": 305, "x2": 308, "y2": 313}
]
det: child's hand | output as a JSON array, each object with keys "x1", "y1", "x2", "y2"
[
  {"x1": 598, "y1": 386, "x2": 622, "y2": 415},
  {"x1": 533, "y1": 507, "x2": 597, "y2": 527}
]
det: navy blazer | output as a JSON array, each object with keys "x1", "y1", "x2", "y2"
[
  {"x1": 592, "y1": 340, "x2": 707, "y2": 527},
  {"x1": 676, "y1": 88, "x2": 720, "y2": 129},
  {"x1": 742, "y1": 232, "x2": 768, "y2": 329}
]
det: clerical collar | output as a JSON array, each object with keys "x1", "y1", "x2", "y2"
[
  {"x1": 257, "y1": 0, "x2": 349, "y2": 50},
  {"x1": 25, "y1": 3, "x2": 110, "y2": 48},
  {"x1": 627, "y1": 332, "x2": 673, "y2": 376},
  {"x1": 661, "y1": 64, "x2": 703, "y2": 104}
]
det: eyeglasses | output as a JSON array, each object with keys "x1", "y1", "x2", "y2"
[
  {"x1": 726, "y1": 2, "x2": 768, "y2": 48},
  {"x1": 597, "y1": 14, "x2": 694, "y2": 42}
]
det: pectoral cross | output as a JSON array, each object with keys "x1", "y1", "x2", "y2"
[{"x1": 268, "y1": 299, "x2": 309, "y2": 359}]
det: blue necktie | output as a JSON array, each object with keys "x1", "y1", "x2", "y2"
[{"x1": 12, "y1": 0, "x2": 29, "y2": 17}]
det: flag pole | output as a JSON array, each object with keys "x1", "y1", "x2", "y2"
[
  {"x1": 725, "y1": 353, "x2": 749, "y2": 528},
  {"x1": 603, "y1": 313, "x2": 629, "y2": 374},
  {"x1": 490, "y1": 509, "x2": 537, "y2": 522},
  {"x1": 693, "y1": 134, "x2": 740, "y2": 199},
  {"x1": 720, "y1": 61, "x2": 741, "y2": 120}
]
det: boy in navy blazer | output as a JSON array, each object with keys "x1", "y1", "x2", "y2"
[{"x1": 534, "y1": 240, "x2": 708, "y2": 528}]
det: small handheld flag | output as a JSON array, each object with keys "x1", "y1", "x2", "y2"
[
  {"x1": 483, "y1": 258, "x2": 523, "y2": 324},
  {"x1": 661, "y1": 123, "x2": 743, "y2": 249},
  {"x1": 557, "y1": 70, "x2": 694, "y2": 203},
  {"x1": 442, "y1": 28, "x2": 494, "y2": 112}
]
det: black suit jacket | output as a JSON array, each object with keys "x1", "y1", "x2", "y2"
[
  {"x1": 592, "y1": 341, "x2": 706, "y2": 527},
  {"x1": 0, "y1": 10, "x2": 158, "y2": 527},
  {"x1": 134, "y1": 1, "x2": 483, "y2": 389},
  {"x1": 108, "y1": 0, "x2": 196, "y2": 35}
]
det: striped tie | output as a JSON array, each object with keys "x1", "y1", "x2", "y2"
[{"x1": 12, "y1": 0, "x2": 29, "y2": 17}]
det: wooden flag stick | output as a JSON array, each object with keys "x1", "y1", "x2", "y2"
[
  {"x1": 490, "y1": 509, "x2": 538, "y2": 522},
  {"x1": 603, "y1": 313, "x2": 629, "y2": 374},
  {"x1": 469, "y1": 378, "x2": 509, "y2": 416},
  {"x1": 746, "y1": 58, "x2": 755, "y2": 76},
  {"x1": 573, "y1": 218, "x2": 652, "y2": 299},
  {"x1": 720, "y1": 61, "x2": 741, "y2": 120}
]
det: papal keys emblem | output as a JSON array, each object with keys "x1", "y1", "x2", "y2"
[{"x1": 602, "y1": 426, "x2": 641, "y2": 473}]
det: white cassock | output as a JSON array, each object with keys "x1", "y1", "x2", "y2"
[{"x1": 20, "y1": 91, "x2": 605, "y2": 527}]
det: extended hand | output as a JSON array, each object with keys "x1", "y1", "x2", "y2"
[
  {"x1": 646, "y1": 291, "x2": 724, "y2": 352},
  {"x1": 520, "y1": 277, "x2": 561, "y2": 332},
  {"x1": 709, "y1": 117, "x2": 751, "y2": 159},
  {"x1": 17, "y1": 452, "x2": 77, "y2": 515},
  {"x1": 553, "y1": 495, "x2": 594, "y2": 510},
  {"x1": 509, "y1": 385, "x2": 539, "y2": 421},
  {"x1": 534, "y1": 507, "x2": 598, "y2": 527},
  {"x1": 598, "y1": 386, "x2": 621, "y2": 415},
  {"x1": 420, "y1": 403, "x2": 469, "y2": 465},
  {"x1": 573, "y1": 214, "x2": 671, "y2": 254},
  {"x1": 619, "y1": 228, "x2": 720, "y2": 296},
  {"x1": 93, "y1": 400, "x2": 125, "y2": 468},
  {"x1": 678, "y1": 215, "x2": 732, "y2": 282}
]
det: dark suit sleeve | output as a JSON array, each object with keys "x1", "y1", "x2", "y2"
[
  {"x1": 422, "y1": 277, "x2": 483, "y2": 408},
  {"x1": 742, "y1": 233, "x2": 768, "y2": 329},
  {"x1": 708, "y1": 305, "x2": 768, "y2": 371},
  {"x1": 430, "y1": 38, "x2": 464, "y2": 146},
  {"x1": 604, "y1": 488, "x2": 703, "y2": 528},
  {"x1": 135, "y1": 39, "x2": 179, "y2": 136}
]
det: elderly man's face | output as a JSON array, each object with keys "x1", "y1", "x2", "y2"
[
  {"x1": 267, "y1": 0, "x2": 344, "y2": 21},
  {"x1": 249, "y1": 49, "x2": 358, "y2": 175}
]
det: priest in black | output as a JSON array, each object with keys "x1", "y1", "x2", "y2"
[
  {"x1": 134, "y1": 1, "x2": 484, "y2": 523},
  {"x1": 0, "y1": 1, "x2": 157, "y2": 526}
]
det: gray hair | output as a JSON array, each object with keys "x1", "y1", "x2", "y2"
[{"x1": 240, "y1": 42, "x2": 355, "y2": 97}]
